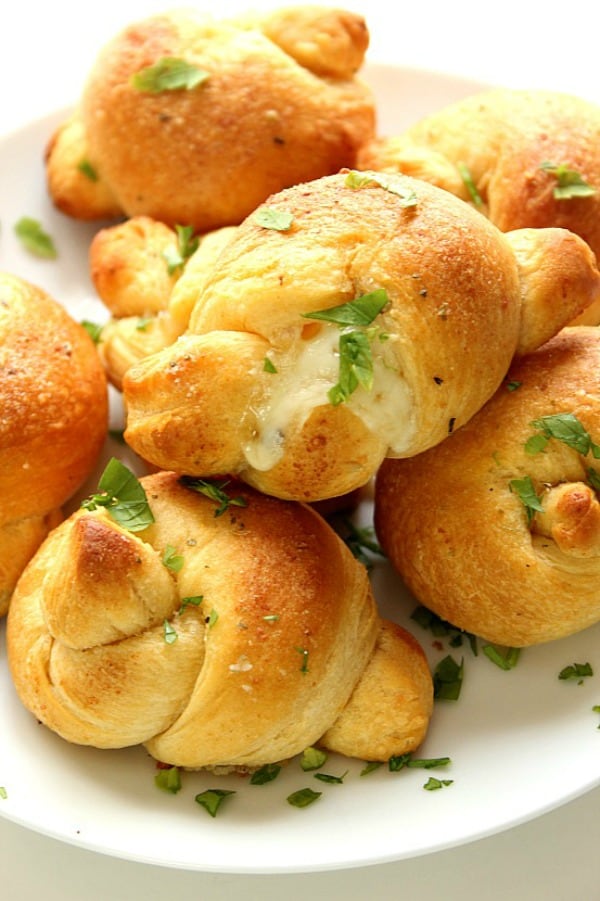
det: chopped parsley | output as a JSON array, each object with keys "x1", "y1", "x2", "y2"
[
  {"x1": 154, "y1": 765, "x2": 181, "y2": 793},
  {"x1": 296, "y1": 646, "x2": 310, "y2": 674},
  {"x1": 388, "y1": 754, "x2": 451, "y2": 772},
  {"x1": 163, "y1": 224, "x2": 199, "y2": 275},
  {"x1": 255, "y1": 208, "x2": 294, "y2": 231},
  {"x1": 300, "y1": 747, "x2": 328, "y2": 771},
  {"x1": 411, "y1": 605, "x2": 478, "y2": 655},
  {"x1": 0, "y1": 787, "x2": 6, "y2": 800},
  {"x1": 525, "y1": 413, "x2": 600, "y2": 458},
  {"x1": 77, "y1": 159, "x2": 98, "y2": 181},
  {"x1": 423, "y1": 777, "x2": 454, "y2": 791},
  {"x1": 195, "y1": 789, "x2": 235, "y2": 817},
  {"x1": 509, "y1": 475, "x2": 544, "y2": 523},
  {"x1": 344, "y1": 169, "x2": 418, "y2": 207},
  {"x1": 539, "y1": 161, "x2": 596, "y2": 199},
  {"x1": 14, "y1": 216, "x2": 57, "y2": 258},
  {"x1": 163, "y1": 620, "x2": 177, "y2": 644},
  {"x1": 81, "y1": 458, "x2": 155, "y2": 532},
  {"x1": 179, "y1": 595, "x2": 203, "y2": 613},
  {"x1": 360, "y1": 761, "x2": 382, "y2": 776},
  {"x1": 457, "y1": 161, "x2": 483, "y2": 207},
  {"x1": 81, "y1": 320, "x2": 103, "y2": 344},
  {"x1": 482, "y1": 644, "x2": 520, "y2": 670},
  {"x1": 433, "y1": 655, "x2": 464, "y2": 700},
  {"x1": 250, "y1": 763, "x2": 281, "y2": 785},
  {"x1": 263, "y1": 357, "x2": 277, "y2": 373},
  {"x1": 162, "y1": 544, "x2": 184, "y2": 572},
  {"x1": 314, "y1": 770, "x2": 348, "y2": 784},
  {"x1": 302, "y1": 289, "x2": 389, "y2": 406},
  {"x1": 559, "y1": 662, "x2": 593, "y2": 682},
  {"x1": 181, "y1": 476, "x2": 248, "y2": 517},
  {"x1": 287, "y1": 788, "x2": 322, "y2": 808},
  {"x1": 131, "y1": 58, "x2": 209, "y2": 93}
]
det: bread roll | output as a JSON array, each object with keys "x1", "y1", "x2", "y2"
[
  {"x1": 122, "y1": 170, "x2": 600, "y2": 502},
  {"x1": 375, "y1": 326, "x2": 600, "y2": 647},
  {"x1": 90, "y1": 218, "x2": 238, "y2": 389},
  {"x1": 358, "y1": 89, "x2": 600, "y2": 324},
  {"x1": 46, "y1": 6, "x2": 375, "y2": 231},
  {"x1": 7, "y1": 469, "x2": 432, "y2": 767},
  {"x1": 0, "y1": 272, "x2": 108, "y2": 615}
]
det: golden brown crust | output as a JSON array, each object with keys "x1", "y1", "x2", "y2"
[
  {"x1": 46, "y1": 7, "x2": 375, "y2": 231},
  {"x1": 122, "y1": 171, "x2": 599, "y2": 502},
  {"x1": 358, "y1": 88, "x2": 600, "y2": 321},
  {"x1": 374, "y1": 326, "x2": 600, "y2": 646},
  {"x1": 7, "y1": 470, "x2": 432, "y2": 766},
  {"x1": 91, "y1": 219, "x2": 238, "y2": 389},
  {"x1": 0, "y1": 273, "x2": 109, "y2": 615}
]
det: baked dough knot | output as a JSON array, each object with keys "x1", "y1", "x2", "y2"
[
  {"x1": 7, "y1": 470, "x2": 432, "y2": 768},
  {"x1": 120, "y1": 170, "x2": 600, "y2": 502},
  {"x1": 45, "y1": 6, "x2": 375, "y2": 232},
  {"x1": 0, "y1": 272, "x2": 108, "y2": 616},
  {"x1": 358, "y1": 88, "x2": 600, "y2": 324},
  {"x1": 374, "y1": 326, "x2": 600, "y2": 647}
]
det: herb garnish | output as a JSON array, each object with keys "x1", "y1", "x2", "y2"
[
  {"x1": 335, "y1": 518, "x2": 385, "y2": 571},
  {"x1": 163, "y1": 620, "x2": 178, "y2": 644},
  {"x1": 131, "y1": 58, "x2": 209, "y2": 93},
  {"x1": 296, "y1": 647, "x2": 310, "y2": 674},
  {"x1": 360, "y1": 761, "x2": 382, "y2": 776},
  {"x1": 302, "y1": 289, "x2": 389, "y2": 406},
  {"x1": 559, "y1": 662, "x2": 593, "y2": 683},
  {"x1": 163, "y1": 224, "x2": 199, "y2": 275},
  {"x1": 388, "y1": 754, "x2": 451, "y2": 772},
  {"x1": 539, "y1": 161, "x2": 596, "y2": 199},
  {"x1": 81, "y1": 458, "x2": 155, "y2": 532},
  {"x1": 0, "y1": 787, "x2": 6, "y2": 800},
  {"x1": 300, "y1": 747, "x2": 328, "y2": 771},
  {"x1": 181, "y1": 477, "x2": 248, "y2": 517},
  {"x1": 287, "y1": 788, "x2": 322, "y2": 808},
  {"x1": 457, "y1": 161, "x2": 483, "y2": 207},
  {"x1": 77, "y1": 159, "x2": 98, "y2": 181},
  {"x1": 162, "y1": 544, "x2": 184, "y2": 572},
  {"x1": 525, "y1": 413, "x2": 600, "y2": 458},
  {"x1": 179, "y1": 595, "x2": 203, "y2": 613},
  {"x1": 482, "y1": 644, "x2": 520, "y2": 670},
  {"x1": 81, "y1": 320, "x2": 103, "y2": 344},
  {"x1": 433, "y1": 655, "x2": 464, "y2": 700},
  {"x1": 314, "y1": 770, "x2": 348, "y2": 784},
  {"x1": 14, "y1": 217, "x2": 57, "y2": 258},
  {"x1": 509, "y1": 475, "x2": 544, "y2": 523},
  {"x1": 345, "y1": 170, "x2": 418, "y2": 207},
  {"x1": 411, "y1": 605, "x2": 478, "y2": 655},
  {"x1": 263, "y1": 357, "x2": 277, "y2": 373},
  {"x1": 195, "y1": 789, "x2": 236, "y2": 817},
  {"x1": 255, "y1": 208, "x2": 294, "y2": 231},
  {"x1": 250, "y1": 764, "x2": 281, "y2": 785},
  {"x1": 154, "y1": 765, "x2": 181, "y2": 793},
  {"x1": 423, "y1": 777, "x2": 454, "y2": 791}
]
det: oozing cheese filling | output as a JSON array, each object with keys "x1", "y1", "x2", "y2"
[{"x1": 242, "y1": 323, "x2": 416, "y2": 472}]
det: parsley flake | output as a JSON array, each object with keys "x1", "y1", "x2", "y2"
[
  {"x1": 423, "y1": 777, "x2": 454, "y2": 791},
  {"x1": 540, "y1": 161, "x2": 596, "y2": 199},
  {"x1": 559, "y1": 662, "x2": 593, "y2": 682},
  {"x1": 131, "y1": 57, "x2": 209, "y2": 93},
  {"x1": 509, "y1": 475, "x2": 544, "y2": 523},
  {"x1": 81, "y1": 458, "x2": 155, "y2": 532},
  {"x1": 154, "y1": 766, "x2": 181, "y2": 793},
  {"x1": 433, "y1": 655, "x2": 464, "y2": 700},
  {"x1": 525, "y1": 413, "x2": 600, "y2": 458},
  {"x1": 181, "y1": 477, "x2": 248, "y2": 517},
  {"x1": 77, "y1": 159, "x2": 98, "y2": 182},
  {"x1": 300, "y1": 747, "x2": 328, "y2": 771},
  {"x1": 287, "y1": 788, "x2": 322, "y2": 808},
  {"x1": 163, "y1": 224, "x2": 199, "y2": 275},
  {"x1": 255, "y1": 208, "x2": 294, "y2": 231},
  {"x1": 14, "y1": 217, "x2": 57, "y2": 259},
  {"x1": 250, "y1": 763, "x2": 282, "y2": 785},
  {"x1": 195, "y1": 789, "x2": 235, "y2": 817},
  {"x1": 344, "y1": 170, "x2": 418, "y2": 207},
  {"x1": 163, "y1": 620, "x2": 177, "y2": 644},
  {"x1": 482, "y1": 644, "x2": 520, "y2": 670},
  {"x1": 457, "y1": 161, "x2": 483, "y2": 207},
  {"x1": 0, "y1": 787, "x2": 6, "y2": 800},
  {"x1": 162, "y1": 544, "x2": 184, "y2": 572},
  {"x1": 81, "y1": 320, "x2": 103, "y2": 344}
]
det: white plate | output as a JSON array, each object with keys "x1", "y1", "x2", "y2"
[{"x1": 2, "y1": 63, "x2": 600, "y2": 875}]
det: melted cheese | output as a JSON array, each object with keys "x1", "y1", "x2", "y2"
[{"x1": 242, "y1": 324, "x2": 416, "y2": 472}]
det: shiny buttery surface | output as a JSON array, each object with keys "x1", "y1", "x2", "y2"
[{"x1": 2, "y1": 1, "x2": 600, "y2": 897}]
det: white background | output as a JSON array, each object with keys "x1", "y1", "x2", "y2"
[{"x1": 2, "y1": 1, "x2": 600, "y2": 898}]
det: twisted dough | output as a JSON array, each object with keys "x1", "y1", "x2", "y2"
[
  {"x1": 45, "y1": 6, "x2": 375, "y2": 231},
  {"x1": 358, "y1": 89, "x2": 600, "y2": 323},
  {"x1": 7, "y1": 470, "x2": 432, "y2": 768},
  {"x1": 375, "y1": 326, "x2": 600, "y2": 647},
  {"x1": 122, "y1": 170, "x2": 600, "y2": 502},
  {"x1": 0, "y1": 273, "x2": 108, "y2": 616}
]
